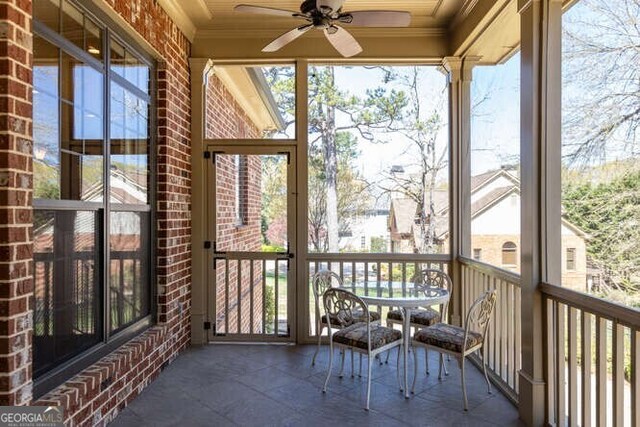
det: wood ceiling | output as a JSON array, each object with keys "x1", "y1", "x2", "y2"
[
  {"x1": 159, "y1": 0, "x2": 520, "y2": 62},
  {"x1": 191, "y1": 0, "x2": 462, "y2": 35}
]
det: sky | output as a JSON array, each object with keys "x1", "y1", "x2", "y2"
[
  {"x1": 303, "y1": 60, "x2": 521, "y2": 183},
  {"x1": 326, "y1": 65, "x2": 450, "y2": 182},
  {"x1": 470, "y1": 53, "x2": 520, "y2": 175}
]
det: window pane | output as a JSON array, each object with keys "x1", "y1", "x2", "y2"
[
  {"x1": 110, "y1": 83, "x2": 149, "y2": 204},
  {"x1": 85, "y1": 17, "x2": 103, "y2": 60},
  {"x1": 33, "y1": 209, "x2": 102, "y2": 377},
  {"x1": 34, "y1": 35, "x2": 61, "y2": 200},
  {"x1": 61, "y1": 0, "x2": 84, "y2": 51},
  {"x1": 501, "y1": 242, "x2": 518, "y2": 266},
  {"x1": 34, "y1": 0, "x2": 60, "y2": 33},
  {"x1": 205, "y1": 65, "x2": 295, "y2": 139},
  {"x1": 561, "y1": 0, "x2": 639, "y2": 305},
  {"x1": 110, "y1": 37, "x2": 149, "y2": 93},
  {"x1": 307, "y1": 65, "x2": 449, "y2": 254},
  {"x1": 72, "y1": 64, "x2": 104, "y2": 140},
  {"x1": 470, "y1": 53, "x2": 521, "y2": 271},
  {"x1": 110, "y1": 211, "x2": 150, "y2": 332}
]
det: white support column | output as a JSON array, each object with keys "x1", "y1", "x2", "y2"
[
  {"x1": 189, "y1": 58, "x2": 214, "y2": 345},
  {"x1": 444, "y1": 56, "x2": 463, "y2": 327},
  {"x1": 460, "y1": 56, "x2": 480, "y2": 259},
  {"x1": 444, "y1": 56, "x2": 478, "y2": 327},
  {"x1": 518, "y1": 0, "x2": 562, "y2": 424},
  {"x1": 295, "y1": 60, "x2": 310, "y2": 343}
]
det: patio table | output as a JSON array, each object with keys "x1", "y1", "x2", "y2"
[{"x1": 353, "y1": 282, "x2": 450, "y2": 399}]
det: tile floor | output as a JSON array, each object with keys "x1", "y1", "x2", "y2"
[{"x1": 111, "y1": 344, "x2": 522, "y2": 426}]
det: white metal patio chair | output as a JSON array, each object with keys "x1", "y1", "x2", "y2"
[
  {"x1": 311, "y1": 270, "x2": 380, "y2": 369},
  {"x1": 411, "y1": 289, "x2": 497, "y2": 410},
  {"x1": 384, "y1": 268, "x2": 453, "y2": 373},
  {"x1": 321, "y1": 287, "x2": 403, "y2": 410}
]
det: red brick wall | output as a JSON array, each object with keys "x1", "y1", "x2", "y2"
[
  {"x1": 29, "y1": 0, "x2": 192, "y2": 424},
  {"x1": 205, "y1": 76, "x2": 260, "y2": 140},
  {"x1": 0, "y1": 0, "x2": 34, "y2": 406},
  {"x1": 206, "y1": 77, "x2": 264, "y2": 334}
]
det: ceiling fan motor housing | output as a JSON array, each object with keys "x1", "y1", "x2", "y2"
[
  {"x1": 300, "y1": 0, "x2": 338, "y2": 29},
  {"x1": 300, "y1": 0, "x2": 318, "y2": 14}
]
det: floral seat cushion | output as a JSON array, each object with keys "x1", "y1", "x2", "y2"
[
  {"x1": 332, "y1": 323, "x2": 402, "y2": 350},
  {"x1": 413, "y1": 323, "x2": 483, "y2": 353},
  {"x1": 386, "y1": 307, "x2": 440, "y2": 326},
  {"x1": 321, "y1": 310, "x2": 381, "y2": 327}
]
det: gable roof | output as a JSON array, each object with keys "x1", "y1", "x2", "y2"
[
  {"x1": 389, "y1": 198, "x2": 417, "y2": 235},
  {"x1": 470, "y1": 186, "x2": 517, "y2": 219},
  {"x1": 389, "y1": 167, "x2": 587, "y2": 242}
]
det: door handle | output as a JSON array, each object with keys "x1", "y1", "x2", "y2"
[{"x1": 276, "y1": 252, "x2": 294, "y2": 259}]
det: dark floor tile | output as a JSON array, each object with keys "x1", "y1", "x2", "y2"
[
  {"x1": 373, "y1": 394, "x2": 466, "y2": 426},
  {"x1": 218, "y1": 392, "x2": 300, "y2": 427},
  {"x1": 125, "y1": 386, "x2": 233, "y2": 427},
  {"x1": 236, "y1": 365, "x2": 304, "y2": 392},
  {"x1": 305, "y1": 398, "x2": 408, "y2": 427},
  {"x1": 187, "y1": 379, "x2": 266, "y2": 412},
  {"x1": 262, "y1": 377, "x2": 336, "y2": 411},
  {"x1": 469, "y1": 393, "x2": 521, "y2": 425},
  {"x1": 108, "y1": 410, "x2": 143, "y2": 427}
]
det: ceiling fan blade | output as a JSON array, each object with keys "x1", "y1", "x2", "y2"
[
  {"x1": 263, "y1": 25, "x2": 313, "y2": 52},
  {"x1": 316, "y1": 0, "x2": 345, "y2": 13},
  {"x1": 341, "y1": 11, "x2": 411, "y2": 27},
  {"x1": 234, "y1": 4, "x2": 302, "y2": 18},
  {"x1": 324, "y1": 26, "x2": 362, "y2": 58}
]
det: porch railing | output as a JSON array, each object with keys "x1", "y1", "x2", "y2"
[
  {"x1": 459, "y1": 256, "x2": 522, "y2": 403},
  {"x1": 306, "y1": 253, "x2": 451, "y2": 337},
  {"x1": 541, "y1": 282, "x2": 639, "y2": 427}
]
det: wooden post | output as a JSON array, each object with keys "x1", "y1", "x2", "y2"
[
  {"x1": 190, "y1": 58, "x2": 214, "y2": 345},
  {"x1": 444, "y1": 56, "x2": 478, "y2": 327},
  {"x1": 518, "y1": 0, "x2": 562, "y2": 424}
]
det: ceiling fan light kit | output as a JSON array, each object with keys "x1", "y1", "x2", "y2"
[{"x1": 234, "y1": 0, "x2": 412, "y2": 58}]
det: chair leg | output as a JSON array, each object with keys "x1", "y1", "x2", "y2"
[
  {"x1": 365, "y1": 353, "x2": 372, "y2": 411},
  {"x1": 351, "y1": 349, "x2": 355, "y2": 378},
  {"x1": 438, "y1": 352, "x2": 444, "y2": 380},
  {"x1": 384, "y1": 322, "x2": 392, "y2": 364},
  {"x1": 396, "y1": 345, "x2": 403, "y2": 392},
  {"x1": 339, "y1": 348, "x2": 346, "y2": 378},
  {"x1": 323, "y1": 341, "x2": 334, "y2": 393},
  {"x1": 460, "y1": 356, "x2": 468, "y2": 411},
  {"x1": 411, "y1": 344, "x2": 418, "y2": 394},
  {"x1": 425, "y1": 348, "x2": 429, "y2": 375},
  {"x1": 441, "y1": 353, "x2": 449, "y2": 376},
  {"x1": 359, "y1": 353, "x2": 363, "y2": 377},
  {"x1": 312, "y1": 324, "x2": 324, "y2": 366},
  {"x1": 482, "y1": 348, "x2": 492, "y2": 394}
]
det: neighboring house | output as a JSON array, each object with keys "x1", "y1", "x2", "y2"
[
  {"x1": 340, "y1": 209, "x2": 390, "y2": 252},
  {"x1": 388, "y1": 191, "x2": 449, "y2": 254},
  {"x1": 388, "y1": 168, "x2": 588, "y2": 290}
]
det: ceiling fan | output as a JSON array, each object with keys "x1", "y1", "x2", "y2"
[{"x1": 234, "y1": 0, "x2": 411, "y2": 57}]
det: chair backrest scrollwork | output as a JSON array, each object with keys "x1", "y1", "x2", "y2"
[
  {"x1": 322, "y1": 288, "x2": 369, "y2": 329},
  {"x1": 412, "y1": 268, "x2": 453, "y2": 320},
  {"x1": 465, "y1": 289, "x2": 498, "y2": 341},
  {"x1": 311, "y1": 270, "x2": 343, "y2": 324}
]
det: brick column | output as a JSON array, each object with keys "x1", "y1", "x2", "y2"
[{"x1": 0, "y1": 0, "x2": 33, "y2": 405}]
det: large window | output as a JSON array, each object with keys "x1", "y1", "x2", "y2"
[
  {"x1": 306, "y1": 65, "x2": 449, "y2": 254},
  {"x1": 470, "y1": 53, "x2": 521, "y2": 271},
  {"x1": 501, "y1": 241, "x2": 518, "y2": 266},
  {"x1": 561, "y1": 0, "x2": 639, "y2": 307},
  {"x1": 33, "y1": 0, "x2": 153, "y2": 392}
]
